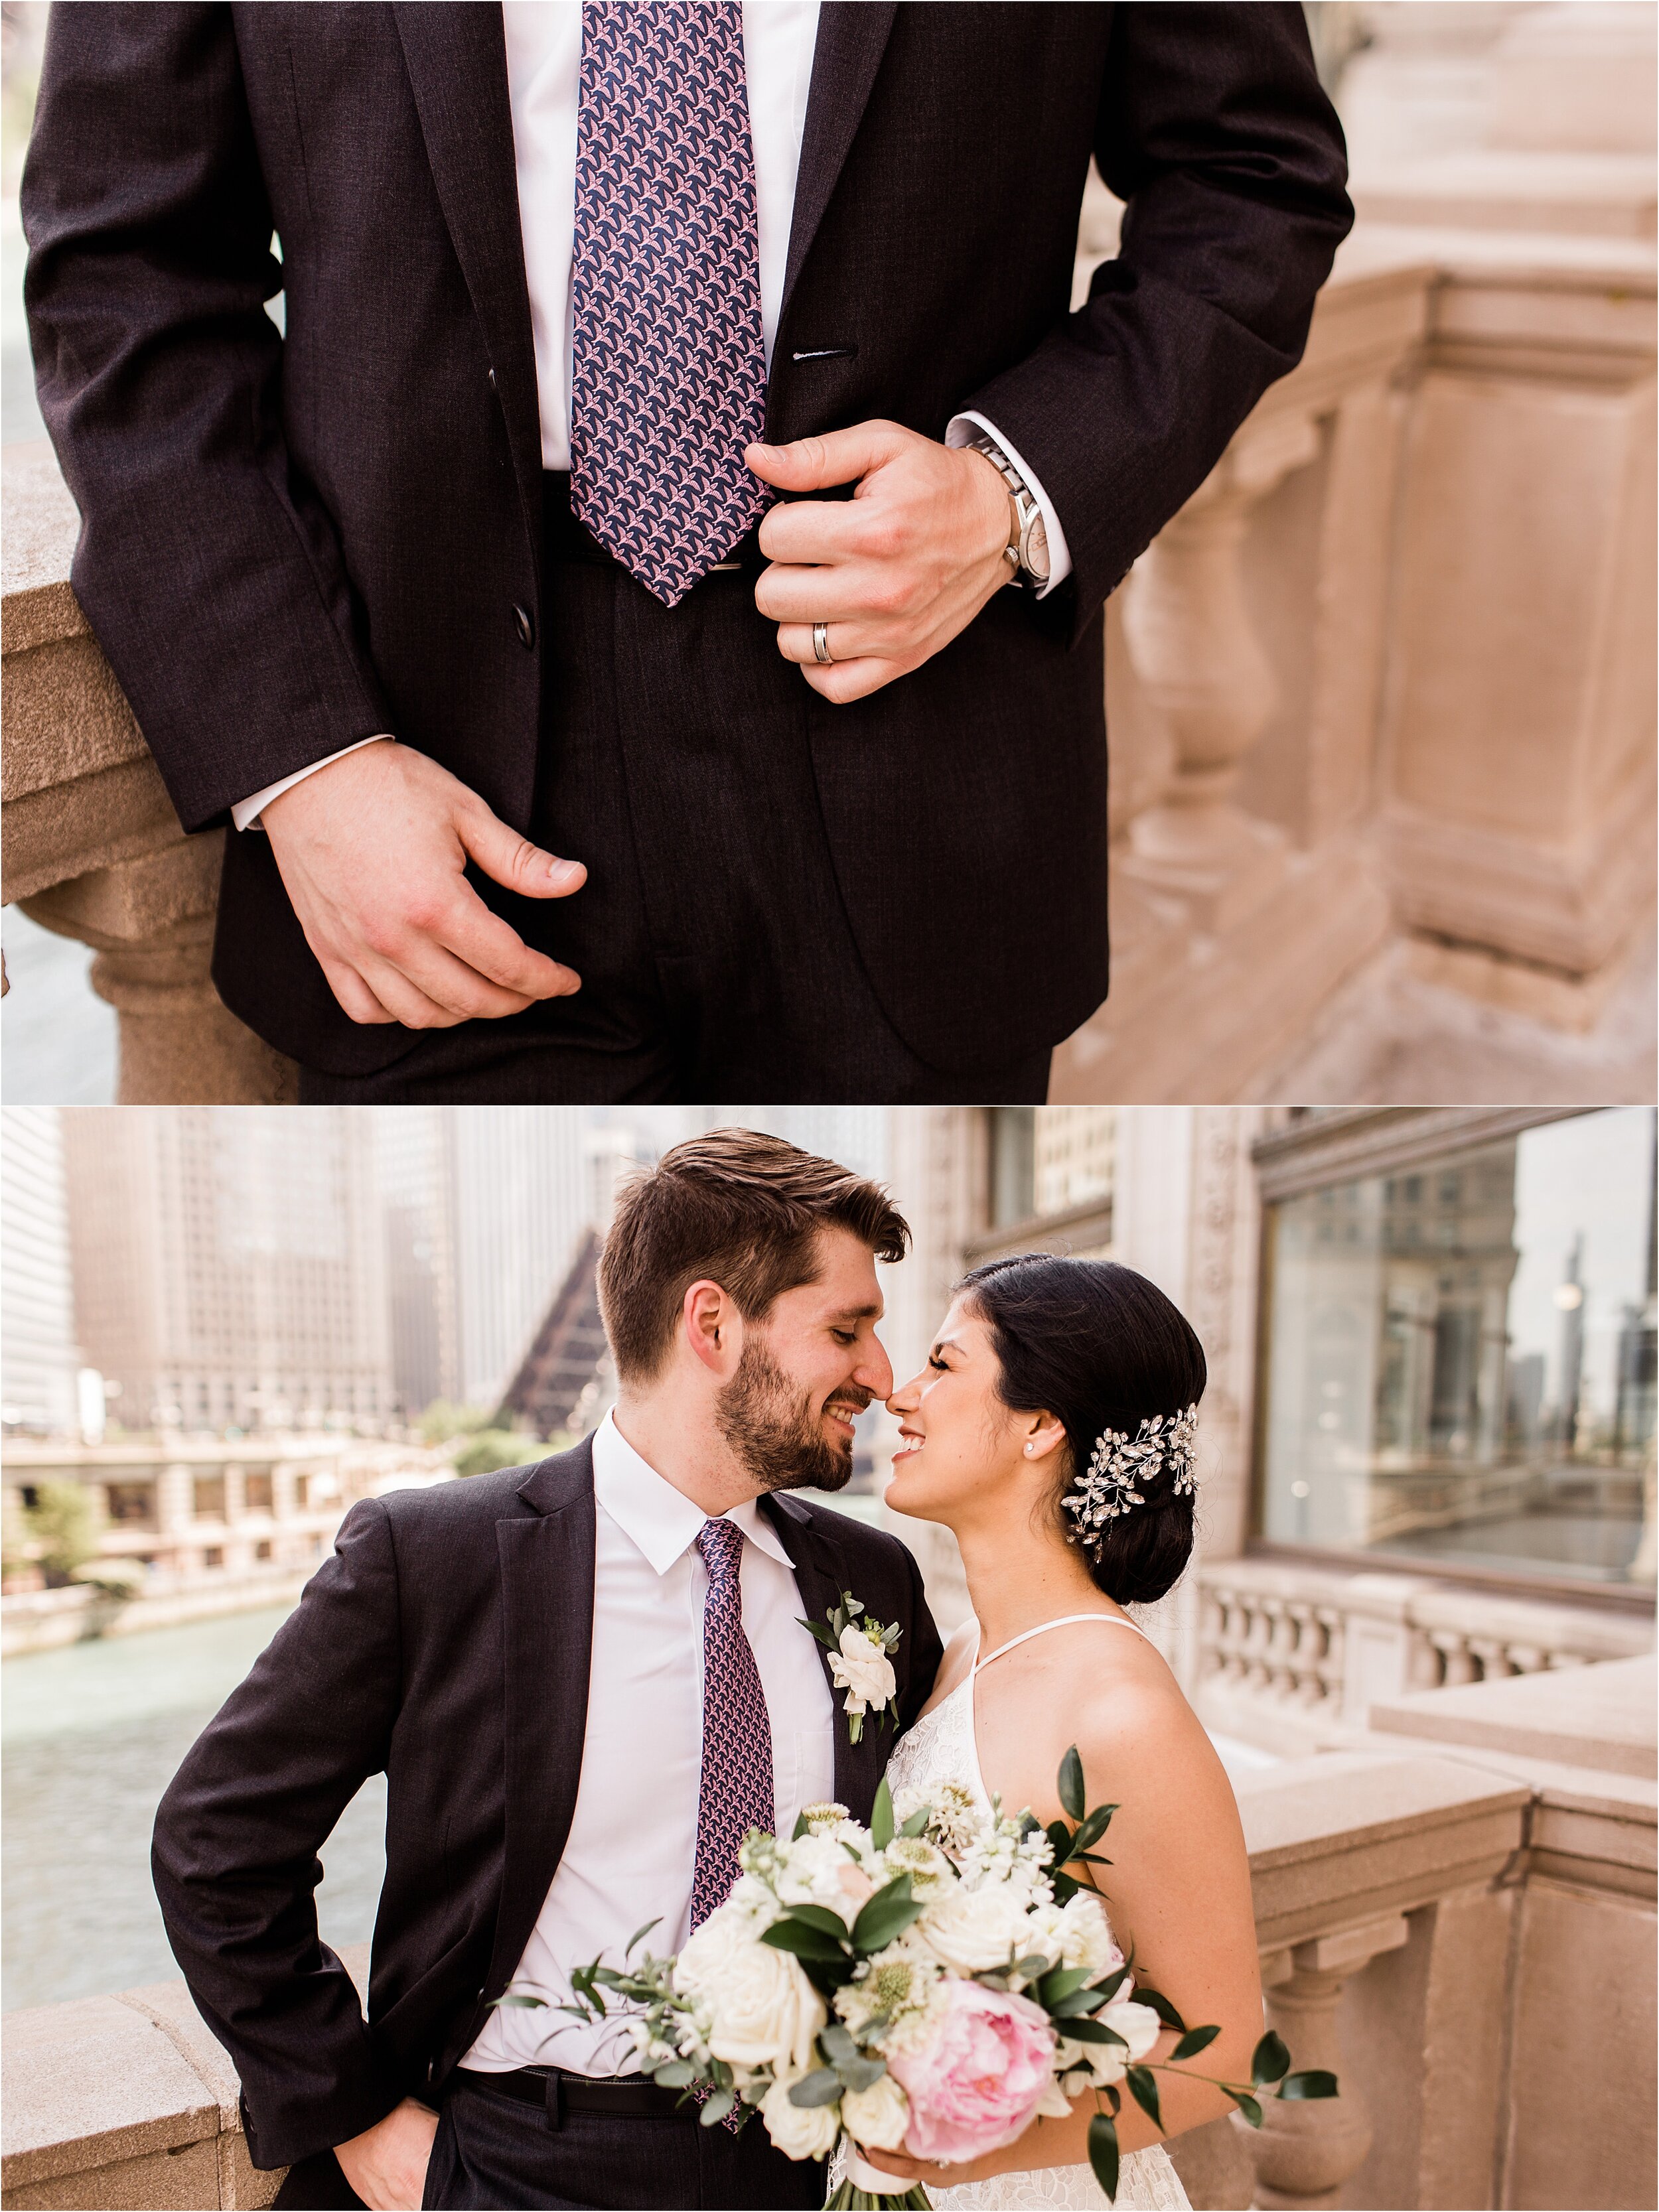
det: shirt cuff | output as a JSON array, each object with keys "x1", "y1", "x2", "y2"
[
  {"x1": 946, "y1": 412, "x2": 1074, "y2": 600},
  {"x1": 232, "y1": 736, "x2": 394, "y2": 832}
]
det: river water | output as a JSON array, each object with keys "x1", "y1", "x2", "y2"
[{"x1": 2, "y1": 1606, "x2": 386, "y2": 2013}]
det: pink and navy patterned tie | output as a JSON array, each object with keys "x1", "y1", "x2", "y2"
[
  {"x1": 570, "y1": 1, "x2": 770, "y2": 606},
  {"x1": 690, "y1": 1518, "x2": 774, "y2": 1930}
]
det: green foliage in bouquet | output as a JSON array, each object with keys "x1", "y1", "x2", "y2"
[{"x1": 498, "y1": 1749, "x2": 1336, "y2": 2210}]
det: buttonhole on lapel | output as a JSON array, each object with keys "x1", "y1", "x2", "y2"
[{"x1": 792, "y1": 345, "x2": 858, "y2": 362}]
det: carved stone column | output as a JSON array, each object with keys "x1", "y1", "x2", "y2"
[
  {"x1": 3, "y1": 443, "x2": 296, "y2": 1104},
  {"x1": 1118, "y1": 413, "x2": 1322, "y2": 932},
  {"x1": 1243, "y1": 1915, "x2": 1410, "y2": 2211}
]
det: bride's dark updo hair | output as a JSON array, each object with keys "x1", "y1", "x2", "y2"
[{"x1": 956, "y1": 1255, "x2": 1206, "y2": 1606}]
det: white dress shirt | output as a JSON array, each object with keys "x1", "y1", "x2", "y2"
[
  {"x1": 234, "y1": 0, "x2": 1070, "y2": 827},
  {"x1": 461, "y1": 1409, "x2": 836, "y2": 2077}
]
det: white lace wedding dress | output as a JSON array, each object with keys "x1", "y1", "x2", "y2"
[{"x1": 878, "y1": 1618, "x2": 1190, "y2": 2211}]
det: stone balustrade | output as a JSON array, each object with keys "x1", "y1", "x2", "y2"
[
  {"x1": 1196, "y1": 1552, "x2": 1654, "y2": 1758},
  {"x1": 4, "y1": 216, "x2": 1652, "y2": 1105},
  {"x1": 5, "y1": 1654, "x2": 1653, "y2": 2212},
  {"x1": 1052, "y1": 219, "x2": 1657, "y2": 1102}
]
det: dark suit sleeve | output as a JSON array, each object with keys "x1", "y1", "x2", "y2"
[
  {"x1": 962, "y1": 3, "x2": 1353, "y2": 640},
  {"x1": 21, "y1": 5, "x2": 394, "y2": 831},
  {"x1": 152, "y1": 1499, "x2": 408, "y2": 2170}
]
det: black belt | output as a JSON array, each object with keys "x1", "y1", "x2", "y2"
[
  {"x1": 541, "y1": 470, "x2": 767, "y2": 577},
  {"x1": 451, "y1": 2066, "x2": 687, "y2": 2129}
]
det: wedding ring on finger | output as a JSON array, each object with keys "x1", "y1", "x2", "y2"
[{"x1": 812, "y1": 620, "x2": 833, "y2": 665}]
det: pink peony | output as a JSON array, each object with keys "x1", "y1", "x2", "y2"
[{"x1": 887, "y1": 1980, "x2": 1056, "y2": 2164}]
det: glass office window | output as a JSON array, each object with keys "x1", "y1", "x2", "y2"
[{"x1": 1260, "y1": 1108, "x2": 1656, "y2": 1588}]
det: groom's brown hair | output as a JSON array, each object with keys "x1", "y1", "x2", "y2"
[{"x1": 599, "y1": 1128, "x2": 909, "y2": 1382}]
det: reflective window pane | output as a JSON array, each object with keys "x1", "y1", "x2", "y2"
[{"x1": 1260, "y1": 1109, "x2": 1656, "y2": 1588}]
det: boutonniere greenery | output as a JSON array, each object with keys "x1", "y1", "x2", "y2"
[{"x1": 800, "y1": 1590, "x2": 902, "y2": 1746}]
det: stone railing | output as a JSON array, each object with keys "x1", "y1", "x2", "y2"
[
  {"x1": 1050, "y1": 220, "x2": 1657, "y2": 1101},
  {"x1": 1196, "y1": 1553, "x2": 1654, "y2": 1758},
  {"x1": 5, "y1": 215, "x2": 1652, "y2": 1106},
  {"x1": 5, "y1": 1657, "x2": 1653, "y2": 2212}
]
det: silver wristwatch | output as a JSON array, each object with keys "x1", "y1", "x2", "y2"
[{"x1": 967, "y1": 431, "x2": 1051, "y2": 588}]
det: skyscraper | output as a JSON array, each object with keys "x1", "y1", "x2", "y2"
[
  {"x1": 0, "y1": 1107, "x2": 80, "y2": 1434},
  {"x1": 62, "y1": 1107, "x2": 392, "y2": 1432}
]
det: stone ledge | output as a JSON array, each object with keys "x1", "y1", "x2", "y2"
[{"x1": 1367, "y1": 1652, "x2": 1657, "y2": 1779}]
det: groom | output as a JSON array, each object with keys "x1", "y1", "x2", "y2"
[
  {"x1": 152, "y1": 1131, "x2": 944, "y2": 2209},
  {"x1": 24, "y1": 5, "x2": 1352, "y2": 1104}
]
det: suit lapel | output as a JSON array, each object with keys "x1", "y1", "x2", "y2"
[
  {"x1": 392, "y1": 4, "x2": 544, "y2": 579},
  {"x1": 777, "y1": 2, "x2": 898, "y2": 339},
  {"x1": 764, "y1": 1494, "x2": 891, "y2": 1819},
  {"x1": 476, "y1": 1441, "x2": 597, "y2": 2013}
]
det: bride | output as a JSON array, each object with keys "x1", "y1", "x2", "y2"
[{"x1": 862, "y1": 1254, "x2": 1263, "y2": 2209}]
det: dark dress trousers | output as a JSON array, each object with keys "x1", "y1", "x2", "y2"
[
  {"x1": 150, "y1": 1439, "x2": 945, "y2": 2199},
  {"x1": 23, "y1": 5, "x2": 1352, "y2": 1092}
]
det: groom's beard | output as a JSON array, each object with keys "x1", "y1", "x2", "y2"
[{"x1": 715, "y1": 1340, "x2": 869, "y2": 1494}]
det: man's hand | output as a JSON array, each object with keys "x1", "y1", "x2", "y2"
[
  {"x1": 746, "y1": 422, "x2": 1013, "y2": 703},
  {"x1": 261, "y1": 742, "x2": 586, "y2": 1028},
  {"x1": 335, "y1": 2097, "x2": 439, "y2": 2211}
]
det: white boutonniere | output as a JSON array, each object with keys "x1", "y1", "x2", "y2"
[{"x1": 800, "y1": 1590, "x2": 901, "y2": 1745}]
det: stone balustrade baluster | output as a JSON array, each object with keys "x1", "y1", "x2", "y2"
[
  {"x1": 1242, "y1": 1915, "x2": 1411, "y2": 2211},
  {"x1": 1118, "y1": 414, "x2": 1323, "y2": 935}
]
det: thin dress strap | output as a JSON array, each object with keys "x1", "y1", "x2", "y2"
[{"x1": 973, "y1": 1612, "x2": 1151, "y2": 1675}]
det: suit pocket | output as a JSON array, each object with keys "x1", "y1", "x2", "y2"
[{"x1": 421, "y1": 2105, "x2": 455, "y2": 2211}]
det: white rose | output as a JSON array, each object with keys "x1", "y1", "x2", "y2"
[
  {"x1": 1055, "y1": 1892, "x2": 1123, "y2": 1980},
  {"x1": 828, "y1": 1625, "x2": 898, "y2": 1715},
  {"x1": 840, "y1": 2071, "x2": 911, "y2": 2152},
  {"x1": 1060, "y1": 1998, "x2": 1163, "y2": 2089},
  {"x1": 776, "y1": 1832, "x2": 871, "y2": 1915},
  {"x1": 676, "y1": 1922, "x2": 826, "y2": 2074},
  {"x1": 1103, "y1": 1999, "x2": 1161, "y2": 2062},
  {"x1": 762, "y1": 2073, "x2": 843, "y2": 2161},
  {"x1": 919, "y1": 1882, "x2": 1035, "y2": 1972}
]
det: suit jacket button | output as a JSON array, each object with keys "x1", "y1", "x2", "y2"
[{"x1": 513, "y1": 604, "x2": 535, "y2": 650}]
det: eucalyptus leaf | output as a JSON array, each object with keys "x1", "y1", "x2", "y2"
[
  {"x1": 1058, "y1": 1744, "x2": 1086, "y2": 1821},
  {"x1": 1125, "y1": 2066, "x2": 1163, "y2": 2131},
  {"x1": 789, "y1": 1904, "x2": 853, "y2": 1944},
  {"x1": 762, "y1": 1920, "x2": 851, "y2": 1963},
  {"x1": 699, "y1": 2088, "x2": 736, "y2": 2127},
  {"x1": 788, "y1": 2067, "x2": 845, "y2": 2109},
  {"x1": 1088, "y1": 2111, "x2": 1120, "y2": 2203},
  {"x1": 820, "y1": 2022, "x2": 861, "y2": 2065},
  {"x1": 1251, "y1": 2030, "x2": 1291, "y2": 2085},
  {"x1": 653, "y1": 2061, "x2": 695, "y2": 2088},
  {"x1": 843, "y1": 1592, "x2": 863, "y2": 1615},
  {"x1": 837, "y1": 2055, "x2": 889, "y2": 2093},
  {"x1": 871, "y1": 1775, "x2": 896, "y2": 1852},
  {"x1": 1070, "y1": 1805, "x2": 1118, "y2": 1855},
  {"x1": 1279, "y1": 2070, "x2": 1339, "y2": 2101},
  {"x1": 852, "y1": 1874, "x2": 922, "y2": 1953},
  {"x1": 1014, "y1": 1953, "x2": 1053, "y2": 1979},
  {"x1": 1171, "y1": 2024, "x2": 1222, "y2": 2062},
  {"x1": 1037, "y1": 1966, "x2": 1094, "y2": 2006}
]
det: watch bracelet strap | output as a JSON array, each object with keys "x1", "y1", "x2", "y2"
[{"x1": 968, "y1": 433, "x2": 1042, "y2": 585}]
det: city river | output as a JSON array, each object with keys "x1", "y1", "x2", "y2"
[{"x1": 2, "y1": 1606, "x2": 386, "y2": 2013}]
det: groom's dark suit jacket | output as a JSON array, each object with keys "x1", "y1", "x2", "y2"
[
  {"x1": 150, "y1": 1440, "x2": 944, "y2": 2172},
  {"x1": 23, "y1": 5, "x2": 1350, "y2": 1077}
]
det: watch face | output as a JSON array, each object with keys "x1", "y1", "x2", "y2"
[{"x1": 1023, "y1": 512, "x2": 1052, "y2": 583}]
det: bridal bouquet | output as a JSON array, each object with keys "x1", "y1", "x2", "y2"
[{"x1": 501, "y1": 1750, "x2": 1334, "y2": 2208}]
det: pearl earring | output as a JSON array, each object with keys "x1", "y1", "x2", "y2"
[{"x1": 1024, "y1": 1443, "x2": 1034, "y2": 1456}]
